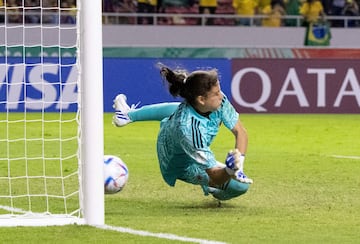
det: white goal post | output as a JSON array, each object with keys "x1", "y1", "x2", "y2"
[{"x1": 0, "y1": 0, "x2": 104, "y2": 226}]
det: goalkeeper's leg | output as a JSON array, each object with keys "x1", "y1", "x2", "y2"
[
  {"x1": 113, "y1": 93, "x2": 180, "y2": 126},
  {"x1": 129, "y1": 102, "x2": 180, "y2": 121},
  {"x1": 206, "y1": 179, "x2": 249, "y2": 201}
]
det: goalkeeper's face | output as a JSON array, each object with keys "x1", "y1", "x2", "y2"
[{"x1": 202, "y1": 82, "x2": 223, "y2": 112}]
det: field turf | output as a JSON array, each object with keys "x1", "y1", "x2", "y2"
[{"x1": 0, "y1": 113, "x2": 359, "y2": 243}]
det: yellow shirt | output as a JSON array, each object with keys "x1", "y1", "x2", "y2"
[
  {"x1": 299, "y1": 0, "x2": 323, "y2": 23},
  {"x1": 261, "y1": 4, "x2": 284, "y2": 27},
  {"x1": 233, "y1": 0, "x2": 258, "y2": 15},
  {"x1": 138, "y1": 0, "x2": 157, "y2": 6},
  {"x1": 258, "y1": 0, "x2": 271, "y2": 10},
  {"x1": 199, "y1": 0, "x2": 218, "y2": 7}
]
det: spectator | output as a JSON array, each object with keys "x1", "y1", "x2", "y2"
[
  {"x1": 7, "y1": 0, "x2": 22, "y2": 24},
  {"x1": 137, "y1": 0, "x2": 157, "y2": 24},
  {"x1": 342, "y1": 0, "x2": 359, "y2": 26},
  {"x1": 103, "y1": 0, "x2": 113, "y2": 13},
  {"x1": 258, "y1": 0, "x2": 272, "y2": 11},
  {"x1": 330, "y1": 0, "x2": 346, "y2": 26},
  {"x1": 261, "y1": 0, "x2": 286, "y2": 26},
  {"x1": 157, "y1": 0, "x2": 164, "y2": 13},
  {"x1": 0, "y1": 0, "x2": 4, "y2": 23},
  {"x1": 41, "y1": 0, "x2": 59, "y2": 24},
  {"x1": 113, "y1": 0, "x2": 136, "y2": 24},
  {"x1": 300, "y1": 0, "x2": 330, "y2": 46},
  {"x1": 103, "y1": 0, "x2": 116, "y2": 24},
  {"x1": 299, "y1": 0, "x2": 326, "y2": 26},
  {"x1": 284, "y1": 0, "x2": 301, "y2": 26},
  {"x1": 232, "y1": 0, "x2": 258, "y2": 26},
  {"x1": 24, "y1": 0, "x2": 40, "y2": 24},
  {"x1": 60, "y1": 0, "x2": 76, "y2": 24},
  {"x1": 198, "y1": 0, "x2": 218, "y2": 25},
  {"x1": 321, "y1": 0, "x2": 332, "y2": 14},
  {"x1": 257, "y1": 0, "x2": 271, "y2": 19}
]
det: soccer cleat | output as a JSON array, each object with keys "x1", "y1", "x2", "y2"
[
  {"x1": 235, "y1": 170, "x2": 253, "y2": 184},
  {"x1": 112, "y1": 94, "x2": 138, "y2": 127},
  {"x1": 207, "y1": 186, "x2": 220, "y2": 194}
]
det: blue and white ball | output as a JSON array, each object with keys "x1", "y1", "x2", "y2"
[{"x1": 104, "y1": 155, "x2": 129, "y2": 194}]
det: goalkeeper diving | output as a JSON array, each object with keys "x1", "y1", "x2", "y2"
[{"x1": 112, "y1": 63, "x2": 253, "y2": 201}]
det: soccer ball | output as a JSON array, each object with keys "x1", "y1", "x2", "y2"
[{"x1": 103, "y1": 155, "x2": 129, "y2": 194}]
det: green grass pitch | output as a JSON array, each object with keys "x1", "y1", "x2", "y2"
[{"x1": 0, "y1": 113, "x2": 359, "y2": 243}]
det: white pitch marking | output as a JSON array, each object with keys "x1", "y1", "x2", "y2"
[
  {"x1": 0, "y1": 205, "x2": 29, "y2": 214},
  {"x1": 331, "y1": 155, "x2": 360, "y2": 160},
  {"x1": 96, "y1": 224, "x2": 227, "y2": 244},
  {"x1": 1, "y1": 205, "x2": 227, "y2": 243}
]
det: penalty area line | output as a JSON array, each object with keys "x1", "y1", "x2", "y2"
[
  {"x1": 330, "y1": 155, "x2": 360, "y2": 160},
  {"x1": 96, "y1": 224, "x2": 227, "y2": 244}
]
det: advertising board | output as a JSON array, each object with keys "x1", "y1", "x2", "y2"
[{"x1": 1, "y1": 57, "x2": 359, "y2": 113}]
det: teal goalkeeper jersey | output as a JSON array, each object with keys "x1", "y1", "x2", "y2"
[{"x1": 156, "y1": 94, "x2": 239, "y2": 187}]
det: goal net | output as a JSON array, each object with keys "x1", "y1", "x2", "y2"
[{"x1": 0, "y1": 0, "x2": 104, "y2": 226}]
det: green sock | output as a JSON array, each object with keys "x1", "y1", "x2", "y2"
[
  {"x1": 210, "y1": 179, "x2": 250, "y2": 201},
  {"x1": 128, "y1": 102, "x2": 180, "y2": 122}
]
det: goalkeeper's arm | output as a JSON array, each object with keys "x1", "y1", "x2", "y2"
[
  {"x1": 231, "y1": 120, "x2": 248, "y2": 156},
  {"x1": 230, "y1": 120, "x2": 248, "y2": 172}
]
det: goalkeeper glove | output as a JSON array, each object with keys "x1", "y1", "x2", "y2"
[
  {"x1": 235, "y1": 170, "x2": 253, "y2": 184},
  {"x1": 224, "y1": 149, "x2": 245, "y2": 175}
]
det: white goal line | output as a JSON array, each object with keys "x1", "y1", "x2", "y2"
[
  {"x1": 0, "y1": 205, "x2": 226, "y2": 243},
  {"x1": 0, "y1": 205, "x2": 85, "y2": 227},
  {"x1": 96, "y1": 224, "x2": 227, "y2": 244},
  {"x1": 330, "y1": 155, "x2": 360, "y2": 160}
]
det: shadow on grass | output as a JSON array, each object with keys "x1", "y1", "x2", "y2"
[{"x1": 178, "y1": 199, "x2": 238, "y2": 209}]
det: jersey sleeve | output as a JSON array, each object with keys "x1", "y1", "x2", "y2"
[{"x1": 221, "y1": 94, "x2": 239, "y2": 130}]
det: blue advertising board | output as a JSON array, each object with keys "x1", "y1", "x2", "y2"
[
  {"x1": 0, "y1": 57, "x2": 78, "y2": 112},
  {"x1": 0, "y1": 58, "x2": 231, "y2": 112}
]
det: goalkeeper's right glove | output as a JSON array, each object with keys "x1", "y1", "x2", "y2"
[
  {"x1": 235, "y1": 170, "x2": 253, "y2": 184},
  {"x1": 224, "y1": 149, "x2": 245, "y2": 175}
]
